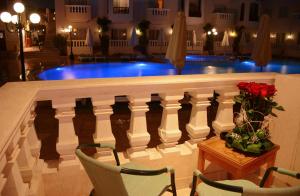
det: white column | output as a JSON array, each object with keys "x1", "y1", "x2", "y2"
[
  {"x1": 53, "y1": 99, "x2": 77, "y2": 160},
  {"x1": 27, "y1": 103, "x2": 40, "y2": 157},
  {"x1": 158, "y1": 92, "x2": 183, "y2": 153},
  {"x1": 17, "y1": 125, "x2": 35, "y2": 183},
  {"x1": 127, "y1": 94, "x2": 151, "y2": 159},
  {"x1": 0, "y1": 156, "x2": 7, "y2": 193},
  {"x1": 92, "y1": 96, "x2": 115, "y2": 144},
  {"x1": 2, "y1": 142, "x2": 28, "y2": 196},
  {"x1": 212, "y1": 87, "x2": 239, "y2": 135},
  {"x1": 186, "y1": 89, "x2": 213, "y2": 144}
]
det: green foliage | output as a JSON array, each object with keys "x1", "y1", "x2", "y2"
[
  {"x1": 97, "y1": 17, "x2": 112, "y2": 33},
  {"x1": 232, "y1": 26, "x2": 245, "y2": 56},
  {"x1": 136, "y1": 20, "x2": 151, "y2": 55},
  {"x1": 202, "y1": 23, "x2": 214, "y2": 55},
  {"x1": 97, "y1": 17, "x2": 112, "y2": 56},
  {"x1": 53, "y1": 34, "x2": 67, "y2": 56}
]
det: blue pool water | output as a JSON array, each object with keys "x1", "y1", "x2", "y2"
[{"x1": 38, "y1": 55, "x2": 300, "y2": 80}]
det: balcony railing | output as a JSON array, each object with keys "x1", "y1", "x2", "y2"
[
  {"x1": 2, "y1": 72, "x2": 300, "y2": 194},
  {"x1": 148, "y1": 8, "x2": 169, "y2": 17},
  {"x1": 109, "y1": 40, "x2": 129, "y2": 47},
  {"x1": 113, "y1": 7, "x2": 130, "y2": 14},
  {"x1": 67, "y1": 40, "x2": 92, "y2": 55},
  {"x1": 64, "y1": 0, "x2": 90, "y2": 5},
  {"x1": 214, "y1": 12, "x2": 235, "y2": 27},
  {"x1": 146, "y1": 8, "x2": 170, "y2": 24},
  {"x1": 65, "y1": 5, "x2": 91, "y2": 22}
]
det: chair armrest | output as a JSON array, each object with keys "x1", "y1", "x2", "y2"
[
  {"x1": 121, "y1": 166, "x2": 177, "y2": 195},
  {"x1": 190, "y1": 170, "x2": 243, "y2": 196},
  {"x1": 259, "y1": 167, "x2": 300, "y2": 187},
  {"x1": 76, "y1": 143, "x2": 120, "y2": 166},
  {"x1": 120, "y1": 166, "x2": 174, "y2": 176}
]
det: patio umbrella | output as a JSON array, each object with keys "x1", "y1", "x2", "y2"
[
  {"x1": 221, "y1": 31, "x2": 229, "y2": 47},
  {"x1": 251, "y1": 14, "x2": 271, "y2": 70},
  {"x1": 165, "y1": 11, "x2": 187, "y2": 74},
  {"x1": 130, "y1": 27, "x2": 138, "y2": 47},
  {"x1": 192, "y1": 30, "x2": 197, "y2": 47},
  {"x1": 85, "y1": 28, "x2": 93, "y2": 55}
]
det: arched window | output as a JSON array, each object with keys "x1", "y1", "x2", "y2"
[
  {"x1": 249, "y1": 2, "x2": 259, "y2": 21},
  {"x1": 240, "y1": 3, "x2": 245, "y2": 21}
]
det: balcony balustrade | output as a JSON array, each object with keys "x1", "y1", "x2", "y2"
[
  {"x1": 214, "y1": 12, "x2": 235, "y2": 28},
  {"x1": 146, "y1": 8, "x2": 170, "y2": 24},
  {"x1": 67, "y1": 40, "x2": 92, "y2": 55},
  {"x1": 1, "y1": 73, "x2": 299, "y2": 195},
  {"x1": 64, "y1": 5, "x2": 91, "y2": 22}
]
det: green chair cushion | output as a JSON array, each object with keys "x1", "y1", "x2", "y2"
[
  {"x1": 196, "y1": 179, "x2": 257, "y2": 196},
  {"x1": 121, "y1": 162, "x2": 171, "y2": 196}
]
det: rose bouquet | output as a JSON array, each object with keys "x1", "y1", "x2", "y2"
[{"x1": 225, "y1": 82, "x2": 284, "y2": 155}]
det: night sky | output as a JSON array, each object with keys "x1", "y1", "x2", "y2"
[{"x1": 27, "y1": 0, "x2": 55, "y2": 9}]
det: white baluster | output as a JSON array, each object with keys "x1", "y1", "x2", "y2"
[
  {"x1": 17, "y1": 125, "x2": 35, "y2": 183},
  {"x1": 53, "y1": 99, "x2": 77, "y2": 160},
  {"x1": 27, "y1": 103, "x2": 40, "y2": 157},
  {"x1": 92, "y1": 96, "x2": 115, "y2": 144},
  {"x1": 186, "y1": 89, "x2": 213, "y2": 144},
  {"x1": 0, "y1": 156, "x2": 7, "y2": 193},
  {"x1": 3, "y1": 142, "x2": 28, "y2": 196},
  {"x1": 212, "y1": 87, "x2": 239, "y2": 135},
  {"x1": 127, "y1": 94, "x2": 151, "y2": 159},
  {"x1": 158, "y1": 92, "x2": 183, "y2": 154}
]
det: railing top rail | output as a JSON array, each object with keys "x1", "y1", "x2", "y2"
[{"x1": 0, "y1": 73, "x2": 277, "y2": 159}]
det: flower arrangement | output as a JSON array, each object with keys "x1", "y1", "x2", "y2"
[{"x1": 225, "y1": 82, "x2": 284, "y2": 155}]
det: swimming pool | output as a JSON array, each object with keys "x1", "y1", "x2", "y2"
[{"x1": 38, "y1": 55, "x2": 300, "y2": 80}]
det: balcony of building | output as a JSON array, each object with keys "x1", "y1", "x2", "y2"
[
  {"x1": 146, "y1": 8, "x2": 171, "y2": 24},
  {"x1": 0, "y1": 73, "x2": 299, "y2": 195},
  {"x1": 213, "y1": 12, "x2": 236, "y2": 30},
  {"x1": 64, "y1": 0, "x2": 91, "y2": 22}
]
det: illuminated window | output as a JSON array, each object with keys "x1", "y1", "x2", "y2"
[
  {"x1": 249, "y1": 3, "x2": 259, "y2": 22},
  {"x1": 189, "y1": 0, "x2": 202, "y2": 17},
  {"x1": 240, "y1": 3, "x2": 245, "y2": 21}
]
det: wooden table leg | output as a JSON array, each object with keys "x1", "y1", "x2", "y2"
[
  {"x1": 263, "y1": 155, "x2": 276, "y2": 187},
  {"x1": 198, "y1": 150, "x2": 205, "y2": 172}
]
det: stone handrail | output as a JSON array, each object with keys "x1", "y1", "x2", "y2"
[
  {"x1": 0, "y1": 73, "x2": 277, "y2": 195},
  {"x1": 147, "y1": 8, "x2": 170, "y2": 17}
]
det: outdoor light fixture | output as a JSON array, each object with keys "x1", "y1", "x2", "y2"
[
  {"x1": 29, "y1": 13, "x2": 41, "y2": 24},
  {"x1": 286, "y1": 33, "x2": 294, "y2": 40},
  {"x1": 168, "y1": 28, "x2": 173, "y2": 35},
  {"x1": 212, "y1": 28, "x2": 216, "y2": 33},
  {"x1": 213, "y1": 31, "x2": 218, "y2": 35},
  {"x1": 270, "y1": 33, "x2": 276, "y2": 38},
  {"x1": 252, "y1": 33, "x2": 257, "y2": 38},
  {"x1": 229, "y1": 31, "x2": 237, "y2": 37},
  {"x1": 136, "y1": 28, "x2": 142, "y2": 36},
  {"x1": 0, "y1": 12, "x2": 12, "y2": 23},
  {"x1": 207, "y1": 31, "x2": 212, "y2": 35},
  {"x1": 11, "y1": 15, "x2": 18, "y2": 24},
  {"x1": 0, "y1": 2, "x2": 41, "y2": 81},
  {"x1": 13, "y1": 2, "x2": 25, "y2": 13}
]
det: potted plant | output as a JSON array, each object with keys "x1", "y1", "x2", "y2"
[
  {"x1": 135, "y1": 19, "x2": 150, "y2": 55},
  {"x1": 225, "y1": 82, "x2": 284, "y2": 155},
  {"x1": 53, "y1": 34, "x2": 67, "y2": 56},
  {"x1": 97, "y1": 17, "x2": 112, "y2": 56}
]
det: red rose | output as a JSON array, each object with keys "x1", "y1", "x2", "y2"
[
  {"x1": 267, "y1": 85, "x2": 276, "y2": 96},
  {"x1": 237, "y1": 82, "x2": 249, "y2": 91},
  {"x1": 248, "y1": 82, "x2": 260, "y2": 96},
  {"x1": 259, "y1": 83, "x2": 268, "y2": 97}
]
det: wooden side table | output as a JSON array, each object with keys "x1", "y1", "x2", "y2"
[{"x1": 198, "y1": 137, "x2": 280, "y2": 187}]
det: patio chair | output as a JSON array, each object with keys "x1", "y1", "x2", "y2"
[
  {"x1": 75, "y1": 143, "x2": 177, "y2": 196},
  {"x1": 190, "y1": 167, "x2": 300, "y2": 196}
]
